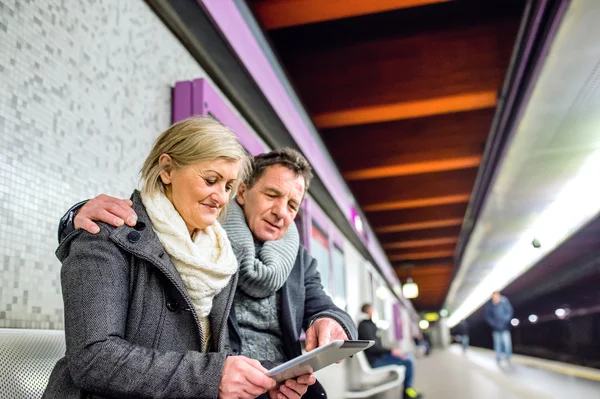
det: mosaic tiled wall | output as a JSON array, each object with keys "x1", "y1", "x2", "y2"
[{"x1": 0, "y1": 0, "x2": 255, "y2": 329}]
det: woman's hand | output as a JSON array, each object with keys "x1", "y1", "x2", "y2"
[
  {"x1": 268, "y1": 374, "x2": 317, "y2": 399},
  {"x1": 219, "y1": 356, "x2": 276, "y2": 399}
]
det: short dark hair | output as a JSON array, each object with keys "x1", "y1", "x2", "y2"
[
  {"x1": 246, "y1": 148, "x2": 313, "y2": 194},
  {"x1": 361, "y1": 303, "x2": 372, "y2": 313}
]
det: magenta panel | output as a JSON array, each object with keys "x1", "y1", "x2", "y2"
[
  {"x1": 193, "y1": 79, "x2": 265, "y2": 156},
  {"x1": 393, "y1": 303, "x2": 403, "y2": 340},
  {"x1": 330, "y1": 226, "x2": 344, "y2": 252},
  {"x1": 172, "y1": 81, "x2": 192, "y2": 123},
  {"x1": 173, "y1": 78, "x2": 265, "y2": 155}
]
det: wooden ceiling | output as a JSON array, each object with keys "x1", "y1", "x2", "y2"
[{"x1": 250, "y1": 0, "x2": 526, "y2": 310}]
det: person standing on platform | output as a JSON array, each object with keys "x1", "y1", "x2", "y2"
[
  {"x1": 456, "y1": 319, "x2": 470, "y2": 353},
  {"x1": 485, "y1": 291, "x2": 513, "y2": 364},
  {"x1": 358, "y1": 304, "x2": 423, "y2": 399}
]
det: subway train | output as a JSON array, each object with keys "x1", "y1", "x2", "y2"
[{"x1": 1, "y1": 0, "x2": 600, "y2": 398}]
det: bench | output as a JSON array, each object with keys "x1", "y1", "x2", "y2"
[
  {"x1": 0, "y1": 328, "x2": 65, "y2": 399},
  {"x1": 344, "y1": 351, "x2": 405, "y2": 399}
]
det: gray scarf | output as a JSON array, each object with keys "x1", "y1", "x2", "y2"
[{"x1": 221, "y1": 201, "x2": 299, "y2": 298}]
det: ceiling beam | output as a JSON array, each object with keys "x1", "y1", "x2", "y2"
[
  {"x1": 394, "y1": 258, "x2": 455, "y2": 268},
  {"x1": 313, "y1": 91, "x2": 497, "y2": 128},
  {"x1": 344, "y1": 156, "x2": 481, "y2": 181},
  {"x1": 364, "y1": 194, "x2": 470, "y2": 212},
  {"x1": 389, "y1": 250, "x2": 455, "y2": 261},
  {"x1": 376, "y1": 218, "x2": 463, "y2": 234},
  {"x1": 396, "y1": 263, "x2": 453, "y2": 273},
  {"x1": 253, "y1": 0, "x2": 450, "y2": 30},
  {"x1": 383, "y1": 237, "x2": 458, "y2": 249}
]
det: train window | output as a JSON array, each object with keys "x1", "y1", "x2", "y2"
[
  {"x1": 370, "y1": 273, "x2": 387, "y2": 325},
  {"x1": 310, "y1": 224, "x2": 332, "y2": 295},
  {"x1": 332, "y1": 245, "x2": 346, "y2": 310}
]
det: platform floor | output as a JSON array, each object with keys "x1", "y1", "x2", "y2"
[{"x1": 414, "y1": 345, "x2": 600, "y2": 399}]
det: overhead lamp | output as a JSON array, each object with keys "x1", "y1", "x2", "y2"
[
  {"x1": 419, "y1": 320, "x2": 429, "y2": 329},
  {"x1": 424, "y1": 312, "x2": 439, "y2": 322},
  {"x1": 448, "y1": 149, "x2": 600, "y2": 328},
  {"x1": 529, "y1": 314, "x2": 538, "y2": 323},
  {"x1": 376, "y1": 286, "x2": 390, "y2": 300},
  {"x1": 440, "y1": 309, "x2": 448, "y2": 317},
  {"x1": 555, "y1": 308, "x2": 567, "y2": 318},
  {"x1": 511, "y1": 318, "x2": 520, "y2": 327},
  {"x1": 402, "y1": 278, "x2": 419, "y2": 299}
]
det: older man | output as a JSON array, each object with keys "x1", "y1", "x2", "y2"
[{"x1": 58, "y1": 148, "x2": 357, "y2": 398}]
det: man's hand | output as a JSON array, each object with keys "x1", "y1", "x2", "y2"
[
  {"x1": 74, "y1": 194, "x2": 137, "y2": 234},
  {"x1": 219, "y1": 356, "x2": 276, "y2": 399},
  {"x1": 391, "y1": 348, "x2": 405, "y2": 359},
  {"x1": 268, "y1": 374, "x2": 316, "y2": 399},
  {"x1": 305, "y1": 318, "x2": 348, "y2": 352}
]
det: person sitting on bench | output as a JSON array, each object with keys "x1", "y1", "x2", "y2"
[{"x1": 358, "y1": 304, "x2": 423, "y2": 399}]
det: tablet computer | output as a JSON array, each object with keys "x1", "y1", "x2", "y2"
[{"x1": 266, "y1": 340, "x2": 374, "y2": 383}]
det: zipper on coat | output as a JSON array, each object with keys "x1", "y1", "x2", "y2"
[{"x1": 132, "y1": 251, "x2": 205, "y2": 349}]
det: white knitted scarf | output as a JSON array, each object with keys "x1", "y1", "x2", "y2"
[{"x1": 141, "y1": 190, "x2": 238, "y2": 318}]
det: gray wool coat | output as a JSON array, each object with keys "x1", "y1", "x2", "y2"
[{"x1": 43, "y1": 191, "x2": 235, "y2": 399}]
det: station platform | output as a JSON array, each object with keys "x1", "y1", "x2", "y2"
[{"x1": 414, "y1": 345, "x2": 600, "y2": 399}]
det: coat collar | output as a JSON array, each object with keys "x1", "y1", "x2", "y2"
[{"x1": 109, "y1": 190, "x2": 191, "y2": 297}]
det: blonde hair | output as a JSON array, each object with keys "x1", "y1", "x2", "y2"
[{"x1": 140, "y1": 116, "x2": 250, "y2": 204}]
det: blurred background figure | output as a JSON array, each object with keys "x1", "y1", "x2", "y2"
[
  {"x1": 485, "y1": 291, "x2": 514, "y2": 364},
  {"x1": 456, "y1": 319, "x2": 470, "y2": 353},
  {"x1": 413, "y1": 331, "x2": 431, "y2": 357}
]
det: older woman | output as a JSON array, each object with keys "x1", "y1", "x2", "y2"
[{"x1": 44, "y1": 117, "x2": 277, "y2": 398}]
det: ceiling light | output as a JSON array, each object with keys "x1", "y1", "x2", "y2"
[
  {"x1": 424, "y1": 312, "x2": 439, "y2": 322},
  {"x1": 402, "y1": 278, "x2": 419, "y2": 299},
  {"x1": 555, "y1": 308, "x2": 566, "y2": 318},
  {"x1": 440, "y1": 309, "x2": 448, "y2": 317},
  {"x1": 448, "y1": 149, "x2": 600, "y2": 327},
  {"x1": 529, "y1": 314, "x2": 538, "y2": 323},
  {"x1": 419, "y1": 320, "x2": 429, "y2": 329},
  {"x1": 376, "y1": 286, "x2": 390, "y2": 300},
  {"x1": 511, "y1": 318, "x2": 520, "y2": 326}
]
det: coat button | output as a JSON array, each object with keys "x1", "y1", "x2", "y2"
[
  {"x1": 134, "y1": 221, "x2": 146, "y2": 231},
  {"x1": 166, "y1": 300, "x2": 179, "y2": 312},
  {"x1": 127, "y1": 231, "x2": 141, "y2": 243}
]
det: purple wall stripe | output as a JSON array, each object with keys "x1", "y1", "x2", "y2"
[
  {"x1": 194, "y1": 79, "x2": 265, "y2": 156},
  {"x1": 173, "y1": 78, "x2": 265, "y2": 156},
  {"x1": 191, "y1": 78, "x2": 207, "y2": 116},
  {"x1": 310, "y1": 198, "x2": 331, "y2": 236},
  {"x1": 301, "y1": 199, "x2": 312, "y2": 252},
  {"x1": 393, "y1": 303, "x2": 403, "y2": 340},
  {"x1": 331, "y1": 227, "x2": 345, "y2": 251},
  {"x1": 172, "y1": 81, "x2": 192, "y2": 123}
]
